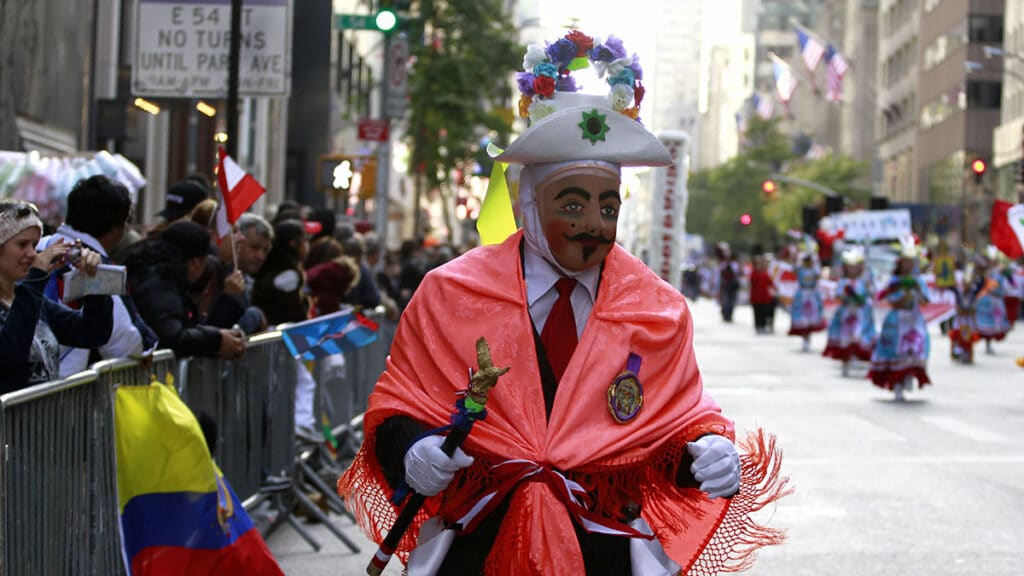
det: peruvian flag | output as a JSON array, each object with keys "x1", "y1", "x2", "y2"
[
  {"x1": 215, "y1": 146, "x2": 265, "y2": 238},
  {"x1": 990, "y1": 200, "x2": 1024, "y2": 259}
]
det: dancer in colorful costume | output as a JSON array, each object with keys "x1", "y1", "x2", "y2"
[
  {"x1": 949, "y1": 290, "x2": 980, "y2": 364},
  {"x1": 868, "y1": 240, "x2": 930, "y2": 401},
  {"x1": 787, "y1": 254, "x2": 827, "y2": 351},
  {"x1": 971, "y1": 248, "x2": 1011, "y2": 354},
  {"x1": 338, "y1": 30, "x2": 789, "y2": 576},
  {"x1": 822, "y1": 247, "x2": 876, "y2": 376}
]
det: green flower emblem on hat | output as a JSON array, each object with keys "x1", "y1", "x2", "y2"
[{"x1": 579, "y1": 108, "x2": 610, "y2": 145}]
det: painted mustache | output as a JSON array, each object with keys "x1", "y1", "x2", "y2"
[{"x1": 564, "y1": 233, "x2": 613, "y2": 245}]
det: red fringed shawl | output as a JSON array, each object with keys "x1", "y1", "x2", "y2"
[{"x1": 339, "y1": 231, "x2": 791, "y2": 575}]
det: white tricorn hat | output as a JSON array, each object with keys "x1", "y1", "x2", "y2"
[
  {"x1": 497, "y1": 31, "x2": 671, "y2": 168},
  {"x1": 497, "y1": 93, "x2": 672, "y2": 167}
]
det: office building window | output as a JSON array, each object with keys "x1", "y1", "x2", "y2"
[
  {"x1": 966, "y1": 80, "x2": 1001, "y2": 108},
  {"x1": 968, "y1": 15, "x2": 1003, "y2": 43}
]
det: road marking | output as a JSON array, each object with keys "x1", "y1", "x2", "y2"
[{"x1": 920, "y1": 415, "x2": 1014, "y2": 445}]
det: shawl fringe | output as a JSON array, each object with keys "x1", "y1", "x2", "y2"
[{"x1": 687, "y1": 429, "x2": 793, "y2": 575}]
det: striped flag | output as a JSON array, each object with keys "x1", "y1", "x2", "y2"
[
  {"x1": 796, "y1": 29, "x2": 825, "y2": 73},
  {"x1": 824, "y1": 44, "x2": 849, "y2": 102},
  {"x1": 771, "y1": 54, "x2": 799, "y2": 103},
  {"x1": 736, "y1": 113, "x2": 749, "y2": 146},
  {"x1": 116, "y1": 383, "x2": 283, "y2": 576},
  {"x1": 215, "y1": 147, "x2": 266, "y2": 239},
  {"x1": 753, "y1": 93, "x2": 774, "y2": 119}
]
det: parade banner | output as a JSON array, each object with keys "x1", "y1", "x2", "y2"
[
  {"x1": 132, "y1": 0, "x2": 292, "y2": 97},
  {"x1": 650, "y1": 131, "x2": 689, "y2": 285},
  {"x1": 828, "y1": 209, "x2": 912, "y2": 241}
]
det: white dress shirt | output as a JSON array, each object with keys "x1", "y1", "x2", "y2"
[
  {"x1": 524, "y1": 248, "x2": 601, "y2": 338},
  {"x1": 38, "y1": 225, "x2": 144, "y2": 377}
]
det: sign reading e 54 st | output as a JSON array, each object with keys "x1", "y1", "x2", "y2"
[{"x1": 132, "y1": 0, "x2": 291, "y2": 98}]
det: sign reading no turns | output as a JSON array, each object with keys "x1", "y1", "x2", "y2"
[{"x1": 132, "y1": 0, "x2": 291, "y2": 98}]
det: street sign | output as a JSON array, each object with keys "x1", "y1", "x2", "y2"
[
  {"x1": 384, "y1": 34, "x2": 409, "y2": 118},
  {"x1": 358, "y1": 118, "x2": 390, "y2": 142},
  {"x1": 333, "y1": 13, "x2": 375, "y2": 30},
  {"x1": 132, "y1": 0, "x2": 291, "y2": 98}
]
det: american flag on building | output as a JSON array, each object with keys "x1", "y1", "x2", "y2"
[
  {"x1": 771, "y1": 54, "x2": 799, "y2": 103},
  {"x1": 752, "y1": 93, "x2": 774, "y2": 119},
  {"x1": 796, "y1": 28, "x2": 825, "y2": 73},
  {"x1": 824, "y1": 44, "x2": 850, "y2": 102}
]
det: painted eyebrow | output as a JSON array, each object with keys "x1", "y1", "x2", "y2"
[
  {"x1": 554, "y1": 187, "x2": 591, "y2": 201},
  {"x1": 599, "y1": 190, "x2": 621, "y2": 202}
]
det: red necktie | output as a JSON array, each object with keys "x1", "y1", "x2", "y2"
[{"x1": 541, "y1": 277, "x2": 578, "y2": 382}]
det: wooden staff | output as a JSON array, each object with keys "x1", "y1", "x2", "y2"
[{"x1": 366, "y1": 337, "x2": 509, "y2": 576}]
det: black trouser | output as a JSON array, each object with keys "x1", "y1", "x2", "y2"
[
  {"x1": 753, "y1": 302, "x2": 775, "y2": 330},
  {"x1": 720, "y1": 289, "x2": 738, "y2": 321}
]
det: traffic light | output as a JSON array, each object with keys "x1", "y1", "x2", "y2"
[
  {"x1": 317, "y1": 154, "x2": 376, "y2": 198},
  {"x1": 971, "y1": 159, "x2": 986, "y2": 184},
  {"x1": 761, "y1": 179, "x2": 776, "y2": 196},
  {"x1": 374, "y1": 9, "x2": 398, "y2": 32},
  {"x1": 739, "y1": 213, "x2": 753, "y2": 226}
]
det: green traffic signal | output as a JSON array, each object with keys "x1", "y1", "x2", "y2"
[{"x1": 375, "y1": 9, "x2": 398, "y2": 32}]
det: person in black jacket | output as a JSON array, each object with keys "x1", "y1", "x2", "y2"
[
  {"x1": 124, "y1": 220, "x2": 245, "y2": 360},
  {"x1": 0, "y1": 201, "x2": 113, "y2": 393},
  {"x1": 252, "y1": 219, "x2": 309, "y2": 326}
]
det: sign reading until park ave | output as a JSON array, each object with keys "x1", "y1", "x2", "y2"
[{"x1": 132, "y1": 0, "x2": 291, "y2": 98}]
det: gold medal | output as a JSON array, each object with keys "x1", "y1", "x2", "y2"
[{"x1": 607, "y1": 353, "x2": 643, "y2": 424}]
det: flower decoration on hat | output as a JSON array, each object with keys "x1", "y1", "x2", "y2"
[{"x1": 516, "y1": 30, "x2": 644, "y2": 122}]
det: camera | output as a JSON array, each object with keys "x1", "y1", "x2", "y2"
[{"x1": 64, "y1": 246, "x2": 83, "y2": 265}]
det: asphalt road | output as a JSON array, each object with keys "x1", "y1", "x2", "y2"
[{"x1": 267, "y1": 297, "x2": 1024, "y2": 575}]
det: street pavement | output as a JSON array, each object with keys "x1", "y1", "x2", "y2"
[{"x1": 267, "y1": 297, "x2": 1024, "y2": 575}]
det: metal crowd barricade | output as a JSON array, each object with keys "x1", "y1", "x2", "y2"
[
  {"x1": 314, "y1": 310, "x2": 397, "y2": 443},
  {"x1": 176, "y1": 329, "x2": 297, "y2": 505},
  {"x1": 0, "y1": 350, "x2": 174, "y2": 576},
  {"x1": 0, "y1": 370, "x2": 120, "y2": 575},
  {"x1": 0, "y1": 312, "x2": 392, "y2": 574}
]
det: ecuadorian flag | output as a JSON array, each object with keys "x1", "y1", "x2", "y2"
[{"x1": 115, "y1": 382, "x2": 283, "y2": 575}]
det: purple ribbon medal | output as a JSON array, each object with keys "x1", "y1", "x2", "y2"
[{"x1": 607, "y1": 353, "x2": 643, "y2": 424}]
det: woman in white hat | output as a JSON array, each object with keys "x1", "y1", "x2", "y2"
[
  {"x1": 969, "y1": 248, "x2": 1012, "y2": 354},
  {"x1": 823, "y1": 247, "x2": 876, "y2": 376},
  {"x1": 787, "y1": 252, "x2": 827, "y2": 351},
  {"x1": 0, "y1": 201, "x2": 112, "y2": 393},
  {"x1": 868, "y1": 239, "x2": 930, "y2": 401}
]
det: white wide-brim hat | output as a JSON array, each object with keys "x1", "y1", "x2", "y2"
[{"x1": 497, "y1": 93, "x2": 672, "y2": 168}]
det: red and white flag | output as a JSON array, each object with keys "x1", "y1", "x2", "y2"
[
  {"x1": 215, "y1": 147, "x2": 265, "y2": 239},
  {"x1": 990, "y1": 200, "x2": 1024, "y2": 259},
  {"x1": 824, "y1": 44, "x2": 849, "y2": 102}
]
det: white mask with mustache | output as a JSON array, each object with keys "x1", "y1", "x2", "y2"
[{"x1": 518, "y1": 160, "x2": 620, "y2": 278}]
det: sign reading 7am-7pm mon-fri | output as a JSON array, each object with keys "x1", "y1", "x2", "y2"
[{"x1": 132, "y1": 0, "x2": 291, "y2": 98}]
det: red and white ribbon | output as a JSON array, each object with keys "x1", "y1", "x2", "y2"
[{"x1": 450, "y1": 459, "x2": 653, "y2": 540}]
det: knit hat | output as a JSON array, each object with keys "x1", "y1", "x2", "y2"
[
  {"x1": 0, "y1": 202, "x2": 44, "y2": 246},
  {"x1": 161, "y1": 220, "x2": 211, "y2": 260}
]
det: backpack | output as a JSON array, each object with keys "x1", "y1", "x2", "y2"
[{"x1": 721, "y1": 264, "x2": 739, "y2": 291}]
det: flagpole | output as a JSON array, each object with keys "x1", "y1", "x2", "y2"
[{"x1": 226, "y1": 0, "x2": 242, "y2": 158}]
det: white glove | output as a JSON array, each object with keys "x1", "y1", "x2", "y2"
[
  {"x1": 404, "y1": 435, "x2": 474, "y2": 496},
  {"x1": 687, "y1": 435, "x2": 740, "y2": 499}
]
